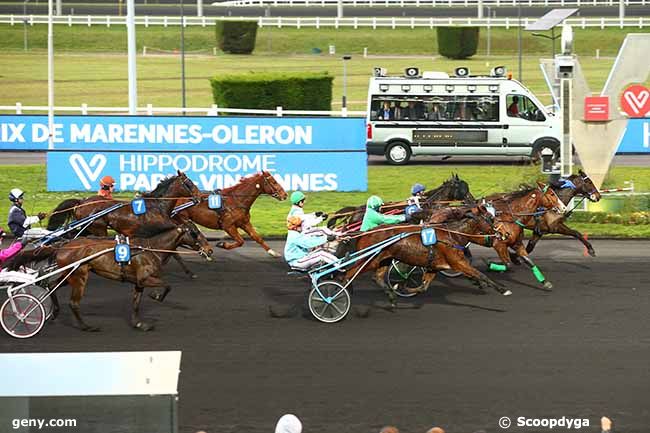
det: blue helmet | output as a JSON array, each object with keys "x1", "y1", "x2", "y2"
[{"x1": 411, "y1": 183, "x2": 426, "y2": 195}]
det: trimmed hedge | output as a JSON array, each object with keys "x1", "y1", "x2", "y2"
[
  {"x1": 436, "y1": 27, "x2": 479, "y2": 59},
  {"x1": 215, "y1": 20, "x2": 258, "y2": 54},
  {"x1": 210, "y1": 73, "x2": 334, "y2": 110}
]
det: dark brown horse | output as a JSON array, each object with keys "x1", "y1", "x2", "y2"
[
  {"x1": 339, "y1": 209, "x2": 512, "y2": 301},
  {"x1": 8, "y1": 222, "x2": 213, "y2": 332},
  {"x1": 327, "y1": 174, "x2": 474, "y2": 229},
  {"x1": 175, "y1": 171, "x2": 288, "y2": 257},
  {"x1": 523, "y1": 170, "x2": 601, "y2": 256}
]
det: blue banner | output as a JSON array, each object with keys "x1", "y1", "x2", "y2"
[
  {"x1": 616, "y1": 118, "x2": 650, "y2": 153},
  {"x1": 47, "y1": 151, "x2": 367, "y2": 192},
  {"x1": 0, "y1": 115, "x2": 364, "y2": 152}
]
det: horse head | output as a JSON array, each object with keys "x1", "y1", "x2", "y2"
[
  {"x1": 537, "y1": 181, "x2": 567, "y2": 215},
  {"x1": 177, "y1": 221, "x2": 213, "y2": 261},
  {"x1": 257, "y1": 171, "x2": 288, "y2": 201},
  {"x1": 574, "y1": 170, "x2": 602, "y2": 202}
]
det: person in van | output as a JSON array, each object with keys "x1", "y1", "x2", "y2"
[
  {"x1": 401, "y1": 101, "x2": 424, "y2": 120},
  {"x1": 428, "y1": 103, "x2": 444, "y2": 120},
  {"x1": 507, "y1": 95, "x2": 520, "y2": 117},
  {"x1": 376, "y1": 101, "x2": 395, "y2": 121}
]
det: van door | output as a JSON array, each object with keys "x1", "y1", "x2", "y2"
[
  {"x1": 504, "y1": 93, "x2": 549, "y2": 153},
  {"x1": 449, "y1": 94, "x2": 503, "y2": 151}
]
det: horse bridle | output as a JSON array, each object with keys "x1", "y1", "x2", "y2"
[
  {"x1": 179, "y1": 174, "x2": 201, "y2": 202},
  {"x1": 261, "y1": 172, "x2": 283, "y2": 199}
]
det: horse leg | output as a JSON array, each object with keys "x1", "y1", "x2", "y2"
[
  {"x1": 171, "y1": 253, "x2": 197, "y2": 279},
  {"x1": 553, "y1": 221, "x2": 596, "y2": 257},
  {"x1": 132, "y1": 285, "x2": 154, "y2": 331},
  {"x1": 515, "y1": 245, "x2": 553, "y2": 289},
  {"x1": 50, "y1": 291, "x2": 60, "y2": 320},
  {"x1": 410, "y1": 271, "x2": 437, "y2": 294},
  {"x1": 525, "y1": 232, "x2": 543, "y2": 255},
  {"x1": 240, "y1": 220, "x2": 280, "y2": 258},
  {"x1": 67, "y1": 268, "x2": 100, "y2": 332},
  {"x1": 373, "y1": 266, "x2": 388, "y2": 288},
  {"x1": 216, "y1": 225, "x2": 245, "y2": 250},
  {"x1": 443, "y1": 249, "x2": 512, "y2": 296},
  {"x1": 488, "y1": 242, "x2": 512, "y2": 273}
]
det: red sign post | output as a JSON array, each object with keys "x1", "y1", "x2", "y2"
[{"x1": 584, "y1": 96, "x2": 610, "y2": 122}]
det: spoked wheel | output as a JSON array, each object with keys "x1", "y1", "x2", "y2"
[
  {"x1": 440, "y1": 247, "x2": 473, "y2": 278},
  {"x1": 385, "y1": 260, "x2": 425, "y2": 298},
  {"x1": 13, "y1": 285, "x2": 54, "y2": 319},
  {"x1": 308, "y1": 281, "x2": 351, "y2": 324},
  {"x1": 1, "y1": 294, "x2": 46, "y2": 338}
]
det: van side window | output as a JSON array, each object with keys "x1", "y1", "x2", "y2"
[
  {"x1": 370, "y1": 95, "x2": 499, "y2": 122},
  {"x1": 507, "y1": 94, "x2": 545, "y2": 122}
]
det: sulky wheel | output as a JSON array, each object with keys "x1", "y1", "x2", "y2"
[
  {"x1": 0, "y1": 294, "x2": 46, "y2": 339},
  {"x1": 308, "y1": 281, "x2": 351, "y2": 324},
  {"x1": 385, "y1": 260, "x2": 425, "y2": 298},
  {"x1": 14, "y1": 285, "x2": 54, "y2": 320}
]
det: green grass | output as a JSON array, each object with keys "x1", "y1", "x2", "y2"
[{"x1": 2, "y1": 164, "x2": 650, "y2": 237}]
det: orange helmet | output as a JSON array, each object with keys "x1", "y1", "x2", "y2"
[
  {"x1": 286, "y1": 215, "x2": 302, "y2": 230},
  {"x1": 100, "y1": 175, "x2": 116, "y2": 186}
]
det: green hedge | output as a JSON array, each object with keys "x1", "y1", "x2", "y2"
[
  {"x1": 210, "y1": 73, "x2": 334, "y2": 110},
  {"x1": 215, "y1": 20, "x2": 258, "y2": 54},
  {"x1": 436, "y1": 27, "x2": 479, "y2": 59}
]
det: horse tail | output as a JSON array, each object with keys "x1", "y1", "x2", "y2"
[
  {"x1": 3, "y1": 246, "x2": 56, "y2": 271},
  {"x1": 47, "y1": 199, "x2": 81, "y2": 230}
]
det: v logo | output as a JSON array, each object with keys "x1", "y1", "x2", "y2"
[
  {"x1": 622, "y1": 85, "x2": 650, "y2": 117},
  {"x1": 69, "y1": 154, "x2": 107, "y2": 190}
]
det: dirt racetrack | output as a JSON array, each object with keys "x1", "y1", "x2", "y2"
[{"x1": 1, "y1": 239, "x2": 649, "y2": 433}]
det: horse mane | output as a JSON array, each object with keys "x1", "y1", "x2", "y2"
[
  {"x1": 217, "y1": 172, "x2": 263, "y2": 194},
  {"x1": 133, "y1": 221, "x2": 178, "y2": 238},
  {"x1": 486, "y1": 185, "x2": 537, "y2": 200},
  {"x1": 142, "y1": 175, "x2": 178, "y2": 198}
]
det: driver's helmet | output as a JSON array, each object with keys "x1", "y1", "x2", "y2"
[
  {"x1": 290, "y1": 191, "x2": 306, "y2": 205},
  {"x1": 100, "y1": 175, "x2": 116, "y2": 187},
  {"x1": 366, "y1": 195, "x2": 383, "y2": 210},
  {"x1": 411, "y1": 183, "x2": 426, "y2": 195},
  {"x1": 9, "y1": 188, "x2": 24, "y2": 203}
]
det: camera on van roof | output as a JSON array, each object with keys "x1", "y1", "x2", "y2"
[
  {"x1": 454, "y1": 67, "x2": 470, "y2": 77},
  {"x1": 404, "y1": 67, "x2": 420, "y2": 78},
  {"x1": 373, "y1": 67, "x2": 388, "y2": 77},
  {"x1": 555, "y1": 55, "x2": 574, "y2": 79},
  {"x1": 490, "y1": 66, "x2": 506, "y2": 77}
]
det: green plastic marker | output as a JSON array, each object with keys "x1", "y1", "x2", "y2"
[
  {"x1": 531, "y1": 265, "x2": 546, "y2": 283},
  {"x1": 489, "y1": 262, "x2": 507, "y2": 272}
]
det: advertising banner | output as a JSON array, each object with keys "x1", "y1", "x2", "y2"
[{"x1": 616, "y1": 118, "x2": 650, "y2": 153}]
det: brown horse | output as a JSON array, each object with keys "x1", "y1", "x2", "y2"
[
  {"x1": 523, "y1": 170, "x2": 601, "y2": 256},
  {"x1": 483, "y1": 182, "x2": 568, "y2": 288},
  {"x1": 8, "y1": 222, "x2": 213, "y2": 332},
  {"x1": 47, "y1": 171, "x2": 203, "y2": 277},
  {"x1": 175, "y1": 171, "x2": 288, "y2": 257},
  {"x1": 327, "y1": 174, "x2": 474, "y2": 229},
  {"x1": 339, "y1": 209, "x2": 512, "y2": 302}
]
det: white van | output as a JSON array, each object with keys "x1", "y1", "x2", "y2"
[{"x1": 366, "y1": 66, "x2": 560, "y2": 165}]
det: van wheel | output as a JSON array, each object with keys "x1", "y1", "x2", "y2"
[
  {"x1": 385, "y1": 142, "x2": 412, "y2": 165},
  {"x1": 531, "y1": 142, "x2": 559, "y2": 164}
]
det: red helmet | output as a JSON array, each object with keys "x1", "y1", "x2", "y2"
[{"x1": 100, "y1": 175, "x2": 116, "y2": 186}]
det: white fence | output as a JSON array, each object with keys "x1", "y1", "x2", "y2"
[
  {"x1": 214, "y1": 0, "x2": 647, "y2": 5},
  {"x1": 0, "y1": 104, "x2": 366, "y2": 117},
  {"x1": 2, "y1": 14, "x2": 649, "y2": 28}
]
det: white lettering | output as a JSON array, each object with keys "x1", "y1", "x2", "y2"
[
  {"x1": 70, "y1": 124, "x2": 91, "y2": 143},
  {"x1": 295, "y1": 125, "x2": 312, "y2": 144},
  {"x1": 90, "y1": 125, "x2": 108, "y2": 143},
  {"x1": 32, "y1": 124, "x2": 49, "y2": 142},
  {"x1": 189, "y1": 125, "x2": 202, "y2": 144},
  {"x1": 108, "y1": 124, "x2": 122, "y2": 143},
  {"x1": 644, "y1": 121, "x2": 649, "y2": 148},
  {"x1": 212, "y1": 125, "x2": 231, "y2": 144},
  {"x1": 231, "y1": 125, "x2": 246, "y2": 144},
  {"x1": 259, "y1": 125, "x2": 274, "y2": 144},
  {"x1": 274, "y1": 125, "x2": 294, "y2": 145}
]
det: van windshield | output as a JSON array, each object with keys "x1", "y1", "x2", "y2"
[{"x1": 370, "y1": 94, "x2": 499, "y2": 122}]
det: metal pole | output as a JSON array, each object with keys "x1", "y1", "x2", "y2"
[
  {"x1": 56, "y1": 0, "x2": 61, "y2": 15},
  {"x1": 560, "y1": 77, "x2": 572, "y2": 177},
  {"x1": 47, "y1": 0, "x2": 54, "y2": 150},
  {"x1": 337, "y1": 0, "x2": 343, "y2": 18},
  {"x1": 197, "y1": 0, "x2": 203, "y2": 17},
  {"x1": 486, "y1": 7, "x2": 491, "y2": 57},
  {"x1": 23, "y1": 0, "x2": 29, "y2": 51},
  {"x1": 551, "y1": 27, "x2": 555, "y2": 58},
  {"x1": 477, "y1": 0, "x2": 483, "y2": 19},
  {"x1": 619, "y1": 0, "x2": 625, "y2": 21},
  {"x1": 517, "y1": 0, "x2": 522, "y2": 82},
  {"x1": 126, "y1": 0, "x2": 137, "y2": 114},
  {"x1": 181, "y1": 0, "x2": 187, "y2": 112},
  {"x1": 342, "y1": 60, "x2": 347, "y2": 109}
]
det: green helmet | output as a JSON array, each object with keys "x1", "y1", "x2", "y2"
[
  {"x1": 366, "y1": 195, "x2": 383, "y2": 210},
  {"x1": 290, "y1": 191, "x2": 306, "y2": 205}
]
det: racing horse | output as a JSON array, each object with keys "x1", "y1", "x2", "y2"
[
  {"x1": 174, "y1": 171, "x2": 288, "y2": 257},
  {"x1": 7, "y1": 221, "x2": 213, "y2": 332},
  {"x1": 337, "y1": 206, "x2": 512, "y2": 300},
  {"x1": 521, "y1": 170, "x2": 601, "y2": 256},
  {"x1": 326, "y1": 174, "x2": 474, "y2": 229},
  {"x1": 47, "y1": 171, "x2": 203, "y2": 278}
]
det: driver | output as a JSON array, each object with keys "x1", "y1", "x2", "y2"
[
  {"x1": 361, "y1": 195, "x2": 406, "y2": 231},
  {"x1": 98, "y1": 175, "x2": 116, "y2": 199},
  {"x1": 7, "y1": 189, "x2": 48, "y2": 239},
  {"x1": 287, "y1": 191, "x2": 331, "y2": 235},
  {"x1": 284, "y1": 215, "x2": 340, "y2": 271}
]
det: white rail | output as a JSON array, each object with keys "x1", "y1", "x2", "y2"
[
  {"x1": 0, "y1": 104, "x2": 366, "y2": 117},
  {"x1": 214, "y1": 0, "x2": 647, "y2": 5},
  {"x1": 1, "y1": 14, "x2": 649, "y2": 28}
]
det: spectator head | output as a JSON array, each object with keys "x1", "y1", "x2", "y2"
[
  {"x1": 512, "y1": 96, "x2": 520, "y2": 103},
  {"x1": 379, "y1": 426, "x2": 400, "y2": 433},
  {"x1": 382, "y1": 101, "x2": 391, "y2": 109},
  {"x1": 275, "y1": 414, "x2": 302, "y2": 433},
  {"x1": 426, "y1": 427, "x2": 445, "y2": 433}
]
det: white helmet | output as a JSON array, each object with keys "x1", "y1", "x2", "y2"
[{"x1": 9, "y1": 188, "x2": 24, "y2": 202}]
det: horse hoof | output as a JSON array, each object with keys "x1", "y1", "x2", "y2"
[
  {"x1": 267, "y1": 249, "x2": 281, "y2": 258},
  {"x1": 190, "y1": 274, "x2": 198, "y2": 280},
  {"x1": 543, "y1": 281, "x2": 553, "y2": 289},
  {"x1": 82, "y1": 325, "x2": 101, "y2": 332},
  {"x1": 502, "y1": 290, "x2": 513, "y2": 296},
  {"x1": 588, "y1": 249, "x2": 596, "y2": 257},
  {"x1": 216, "y1": 241, "x2": 226, "y2": 249},
  {"x1": 134, "y1": 321, "x2": 154, "y2": 331},
  {"x1": 149, "y1": 292, "x2": 163, "y2": 302}
]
